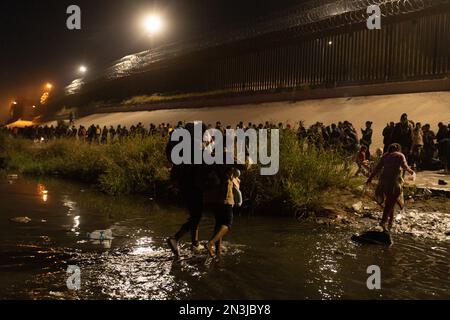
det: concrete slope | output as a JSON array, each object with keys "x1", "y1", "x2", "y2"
[{"x1": 70, "y1": 91, "x2": 450, "y2": 149}]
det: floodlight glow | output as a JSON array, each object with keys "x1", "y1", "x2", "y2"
[{"x1": 143, "y1": 15, "x2": 164, "y2": 35}]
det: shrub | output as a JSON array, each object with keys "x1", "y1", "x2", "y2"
[{"x1": 1, "y1": 131, "x2": 355, "y2": 213}]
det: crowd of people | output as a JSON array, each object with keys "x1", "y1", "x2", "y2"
[
  {"x1": 381, "y1": 114, "x2": 450, "y2": 171},
  {"x1": 2, "y1": 113, "x2": 449, "y2": 171}
]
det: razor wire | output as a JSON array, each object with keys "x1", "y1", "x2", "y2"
[{"x1": 71, "y1": 0, "x2": 448, "y2": 91}]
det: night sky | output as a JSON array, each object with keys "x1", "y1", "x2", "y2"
[{"x1": 0, "y1": 0, "x2": 304, "y2": 123}]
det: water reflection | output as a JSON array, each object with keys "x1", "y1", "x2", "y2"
[
  {"x1": 1, "y1": 177, "x2": 449, "y2": 300},
  {"x1": 37, "y1": 184, "x2": 49, "y2": 203},
  {"x1": 130, "y1": 237, "x2": 155, "y2": 255},
  {"x1": 60, "y1": 195, "x2": 84, "y2": 238},
  {"x1": 307, "y1": 235, "x2": 344, "y2": 299}
]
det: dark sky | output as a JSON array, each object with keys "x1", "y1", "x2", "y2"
[{"x1": 0, "y1": 0, "x2": 303, "y2": 123}]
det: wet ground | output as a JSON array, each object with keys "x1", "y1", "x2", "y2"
[
  {"x1": 0, "y1": 176, "x2": 449, "y2": 300},
  {"x1": 413, "y1": 170, "x2": 450, "y2": 193}
]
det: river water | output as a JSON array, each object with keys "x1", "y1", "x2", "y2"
[{"x1": 0, "y1": 176, "x2": 448, "y2": 300}]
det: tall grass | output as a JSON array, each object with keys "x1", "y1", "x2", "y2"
[
  {"x1": 1, "y1": 131, "x2": 355, "y2": 214},
  {"x1": 241, "y1": 130, "x2": 354, "y2": 214},
  {"x1": 0, "y1": 134, "x2": 170, "y2": 195}
]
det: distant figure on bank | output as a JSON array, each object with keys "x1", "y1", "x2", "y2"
[
  {"x1": 355, "y1": 145, "x2": 370, "y2": 177},
  {"x1": 411, "y1": 122, "x2": 423, "y2": 170},
  {"x1": 360, "y1": 121, "x2": 373, "y2": 160},
  {"x1": 392, "y1": 113, "x2": 413, "y2": 162},
  {"x1": 438, "y1": 137, "x2": 450, "y2": 173},
  {"x1": 367, "y1": 143, "x2": 414, "y2": 232},
  {"x1": 422, "y1": 124, "x2": 436, "y2": 169},
  {"x1": 382, "y1": 122, "x2": 395, "y2": 153}
]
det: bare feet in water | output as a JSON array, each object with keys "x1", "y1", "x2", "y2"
[{"x1": 206, "y1": 241, "x2": 215, "y2": 257}]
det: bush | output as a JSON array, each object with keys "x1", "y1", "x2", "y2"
[
  {"x1": 240, "y1": 130, "x2": 354, "y2": 215},
  {"x1": 1, "y1": 131, "x2": 355, "y2": 214},
  {"x1": 0, "y1": 134, "x2": 170, "y2": 195}
]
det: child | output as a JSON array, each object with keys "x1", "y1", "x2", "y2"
[
  {"x1": 232, "y1": 169, "x2": 243, "y2": 208},
  {"x1": 206, "y1": 167, "x2": 241, "y2": 257},
  {"x1": 355, "y1": 145, "x2": 370, "y2": 177}
]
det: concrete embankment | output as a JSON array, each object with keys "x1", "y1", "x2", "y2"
[{"x1": 56, "y1": 91, "x2": 450, "y2": 149}]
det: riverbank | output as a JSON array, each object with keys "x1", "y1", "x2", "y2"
[
  {"x1": 2, "y1": 130, "x2": 449, "y2": 239},
  {"x1": 0, "y1": 131, "x2": 355, "y2": 216},
  {"x1": 313, "y1": 186, "x2": 450, "y2": 242}
]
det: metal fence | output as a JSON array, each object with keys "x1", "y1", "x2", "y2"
[
  {"x1": 204, "y1": 9, "x2": 450, "y2": 92},
  {"x1": 57, "y1": 1, "x2": 450, "y2": 109}
]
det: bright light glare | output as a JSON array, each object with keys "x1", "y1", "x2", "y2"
[
  {"x1": 79, "y1": 65, "x2": 87, "y2": 74},
  {"x1": 143, "y1": 15, "x2": 164, "y2": 35},
  {"x1": 46, "y1": 83, "x2": 53, "y2": 90}
]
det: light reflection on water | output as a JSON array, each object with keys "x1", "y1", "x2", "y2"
[{"x1": 0, "y1": 177, "x2": 449, "y2": 300}]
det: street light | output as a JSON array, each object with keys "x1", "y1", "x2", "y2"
[
  {"x1": 45, "y1": 83, "x2": 53, "y2": 90},
  {"x1": 79, "y1": 65, "x2": 87, "y2": 74},
  {"x1": 143, "y1": 14, "x2": 164, "y2": 35}
]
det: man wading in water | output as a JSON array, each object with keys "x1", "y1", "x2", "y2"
[
  {"x1": 366, "y1": 143, "x2": 415, "y2": 232},
  {"x1": 166, "y1": 123, "x2": 208, "y2": 256},
  {"x1": 166, "y1": 123, "x2": 248, "y2": 258}
]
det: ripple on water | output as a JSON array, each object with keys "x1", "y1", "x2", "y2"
[{"x1": 1, "y1": 177, "x2": 449, "y2": 300}]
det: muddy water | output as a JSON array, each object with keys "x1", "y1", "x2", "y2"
[{"x1": 0, "y1": 176, "x2": 449, "y2": 300}]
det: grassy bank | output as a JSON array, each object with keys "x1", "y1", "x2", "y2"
[
  {"x1": 0, "y1": 133, "x2": 170, "y2": 195},
  {"x1": 0, "y1": 131, "x2": 355, "y2": 215}
]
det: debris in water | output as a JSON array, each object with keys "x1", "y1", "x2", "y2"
[
  {"x1": 351, "y1": 230, "x2": 393, "y2": 246},
  {"x1": 49, "y1": 291, "x2": 65, "y2": 298},
  {"x1": 438, "y1": 179, "x2": 448, "y2": 186},
  {"x1": 9, "y1": 217, "x2": 31, "y2": 224},
  {"x1": 87, "y1": 229, "x2": 114, "y2": 240},
  {"x1": 332, "y1": 250, "x2": 357, "y2": 258}
]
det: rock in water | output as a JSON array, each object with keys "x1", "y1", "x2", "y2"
[
  {"x1": 9, "y1": 217, "x2": 32, "y2": 224},
  {"x1": 352, "y1": 201, "x2": 363, "y2": 213},
  {"x1": 351, "y1": 230, "x2": 393, "y2": 246}
]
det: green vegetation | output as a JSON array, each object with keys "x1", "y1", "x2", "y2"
[
  {"x1": 0, "y1": 133, "x2": 170, "y2": 195},
  {"x1": 0, "y1": 131, "x2": 355, "y2": 215},
  {"x1": 241, "y1": 130, "x2": 355, "y2": 214}
]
